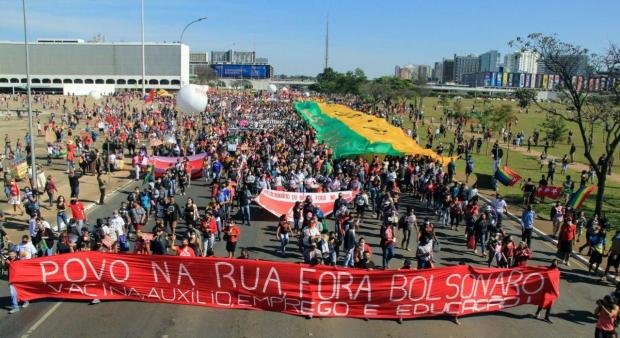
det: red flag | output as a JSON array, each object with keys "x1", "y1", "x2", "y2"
[
  {"x1": 535, "y1": 186, "x2": 562, "y2": 200},
  {"x1": 145, "y1": 88, "x2": 155, "y2": 103}
]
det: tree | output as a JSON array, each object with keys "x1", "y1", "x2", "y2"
[
  {"x1": 439, "y1": 96, "x2": 450, "y2": 115},
  {"x1": 413, "y1": 79, "x2": 431, "y2": 109},
  {"x1": 310, "y1": 67, "x2": 367, "y2": 95},
  {"x1": 511, "y1": 33, "x2": 619, "y2": 217},
  {"x1": 492, "y1": 103, "x2": 517, "y2": 131},
  {"x1": 514, "y1": 88, "x2": 537, "y2": 110},
  {"x1": 230, "y1": 79, "x2": 252, "y2": 89},
  {"x1": 195, "y1": 65, "x2": 217, "y2": 85},
  {"x1": 541, "y1": 115, "x2": 567, "y2": 145}
]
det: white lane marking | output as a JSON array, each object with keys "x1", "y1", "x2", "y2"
[{"x1": 21, "y1": 301, "x2": 63, "y2": 338}]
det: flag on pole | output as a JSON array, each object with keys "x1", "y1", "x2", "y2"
[
  {"x1": 567, "y1": 185, "x2": 596, "y2": 209},
  {"x1": 494, "y1": 166, "x2": 522, "y2": 186}
]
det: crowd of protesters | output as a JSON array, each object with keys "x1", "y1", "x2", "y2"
[{"x1": 0, "y1": 90, "x2": 615, "y2": 332}]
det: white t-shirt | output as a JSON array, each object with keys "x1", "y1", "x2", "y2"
[
  {"x1": 492, "y1": 198, "x2": 507, "y2": 214},
  {"x1": 17, "y1": 242, "x2": 37, "y2": 260}
]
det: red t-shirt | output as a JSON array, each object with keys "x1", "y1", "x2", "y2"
[
  {"x1": 69, "y1": 202, "x2": 86, "y2": 221},
  {"x1": 176, "y1": 246, "x2": 195, "y2": 257},
  {"x1": 560, "y1": 223, "x2": 576, "y2": 241}
]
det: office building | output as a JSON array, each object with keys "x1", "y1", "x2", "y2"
[
  {"x1": 479, "y1": 50, "x2": 500, "y2": 73},
  {"x1": 432, "y1": 62, "x2": 443, "y2": 82},
  {"x1": 453, "y1": 54, "x2": 479, "y2": 84},
  {"x1": 442, "y1": 59, "x2": 455, "y2": 83},
  {"x1": 417, "y1": 65, "x2": 431, "y2": 82}
]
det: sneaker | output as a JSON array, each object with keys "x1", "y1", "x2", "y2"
[
  {"x1": 8, "y1": 308, "x2": 19, "y2": 314},
  {"x1": 21, "y1": 301, "x2": 29, "y2": 308},
  {"x1": 91, "y1": 299, "x2": 101, "y2": 305},
  {"x1": 544, "y1": 317, "x2": 553, "y2": 324},
  {"x1": 397, "y1": 318, "x2": 403, "y2": 324}
]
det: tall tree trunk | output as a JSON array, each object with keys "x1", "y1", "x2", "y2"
[{"x1": 595, "y1": 170, "x2": 607, "y2": 218}]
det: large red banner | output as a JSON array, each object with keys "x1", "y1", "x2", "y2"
[
  {"x1": 149, "y1": 153, "x2": 206, "y2": 179},
  {"x1": 10, "y1": 253, "x2": 559, "y2": 319}
]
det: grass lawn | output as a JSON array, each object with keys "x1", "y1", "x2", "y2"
[{"x1": 408, "y1": 96, "x2": 620, "y2": 232}]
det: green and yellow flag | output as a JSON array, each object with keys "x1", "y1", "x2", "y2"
[{"x1": 295, "y1": 101, "x2": 450, "y2": 163}]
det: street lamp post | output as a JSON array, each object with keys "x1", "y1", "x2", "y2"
[
  {"x1": 179, "y1": 17, "x2": 207, "y2": 88},
  {"x1": 141, "y1": 0, "x2": 146, "y2": 97},
  {"x1": 22, "y1": 0, "x2": 37, "y2": 192}
]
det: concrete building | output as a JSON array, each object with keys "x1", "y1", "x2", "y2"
[
  {"x1": 0, "y1": 40, "x2": 189, "y2": 92},
  {"x1": 189, "y1": 52, "x2": 209, "y2": 80},
  {"x1": 210, "y1": 50, "x2": 260, "y2": 64},
  {"x1": 504, "y1": 51, "x2": 538, "y2": 74},
  {"x1": 417, "y1": 65, "x2": 431, "y2": 82},
  {"x1": 432, "y1": 62, "x2": 443, "y2": 82},
  {"x1": 442, "y1": 59, "x2": 455, "y2": 83},
  {"x1": 479, "y1": 50, "x2": 500, "y2": 72},
  {"x1": 453, "y1": 54, "x2": 479, "y2": 84}
]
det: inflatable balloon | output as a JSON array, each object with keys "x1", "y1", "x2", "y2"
[
  {"x1": 89, "y1": 90, "x2": 102, "y2": 100},
  {"x1": 176, "y1": 84, "x2": 209, "y2": 113},
  {"x1": 280, "y1": 87, "x2": 289, "y2": 93},
  {"x1": 268, "y1": 84, "x2": 277, "y2": 93},
  {"x1": 303, "y1": 92, "x2": 310, "y2": 97}
]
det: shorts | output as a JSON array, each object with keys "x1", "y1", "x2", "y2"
[
  {"x1": 590, "y1": 250, "x2": 603, "y2": 265},
  {"x1": 559, "y1": 240, "x2": 573, "y2": 254},
  {"x1": 226, "y1": 241, "x2": 237, "y2": 253},
  {"x1": 9, "y1": 196, "x2": 20, "y2": 205}
]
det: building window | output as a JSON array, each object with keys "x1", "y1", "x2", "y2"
[
  {"x1": 52, "y1": 79, "x2": 61, "y2": 84},
  {"x1": 95, "y1": 79, "x2": 104, "y2": 84},
  {"x1": 171, "y1": 79, "x2": 180, "y2": 85},
  {"x1": 42, "y1": 78, "x2": 51, "y2": 84},
  {"x1": 117, "y1": 79, "x2": 126, "y2": 84},
  {"x1": 128, "y1": 79, "x2": 137, "y2": 85},
  {"x1": 149, "y1": 79, "x2": 158, "y2": 85},
  {"x1": 32, "y1": 78, "x2": 41, "y2": 83},
  {"x1": 0, "y1": 78, "x2": 8, "y2": 83},
  {"x1": 74, "y1": 79, "x2": 83, "y2": 84},
  {"x1": 63, "y1": 79, "x2": 72, "y2": 84},
  {"x1": 10, "y1": 78, "x2": 19, "y2": 83},
  {"x1": 21, "y1": 78, "x2": 27, "y2": 83},
  {"x1": 106, "y1": 79, "x2": 115, "y2": 84},
  {"x1": 85, "y1": 79, "x2": 94, "y2": 84},
  {"x1": 160, "y1": 79, "x2": 170, "y2": 85}
]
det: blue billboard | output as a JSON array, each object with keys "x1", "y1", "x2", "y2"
[{"x1": 210, "y1": 64, "x2": 272, "y2": 79}]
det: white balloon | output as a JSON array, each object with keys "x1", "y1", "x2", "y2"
[
  {"x1": 89, "y1": 90, "x2": 102, "y2": 100},
  {"x1": 303, "y1": 92, "x2": 310, "y2": 97},
  {"x1": 280, "y1": 87, "x2": 289, "y2": 92},
  {"x1": 268, "y1": 84, "x2": 277, "y2": 93},
  {"x1": 176, "y1": 84, "x2": 209, "y2": 113}
]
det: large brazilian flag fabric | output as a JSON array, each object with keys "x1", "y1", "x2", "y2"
[{"x1": 295, "y1": 101, "x2": 450, "y2": 163}]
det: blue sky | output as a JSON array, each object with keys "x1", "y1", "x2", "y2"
[{"x1": 1, "y1": 0, "x2": 618, "y2": 77}]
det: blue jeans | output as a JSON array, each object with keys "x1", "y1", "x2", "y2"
[
  {"x1": 382, "y1": 245, "x2": 395, "y2": 268},
  {"x1": 293, "y1": 218, "x2": 300, "y2": 231},
  {"x1": 9, "y1": 284, "x2": 19, "y2": 310},
  {"x1": 216, "y1": 218, "x2": 222, "y2": 240},
  {"x1": 476, "y1": 232, "x2": 487, "y2": 254},
  {"x1": 203, "y1": 235, "x2": 214, "y2": 255},
  {"x1": 57, "y1": 212, "x2": 69, "y2": 233},
  {"x1": 343, "y1": 248, "x2": 355, "y2": 267},
  {"x1": 279, "y1": 233, "x2": 289, "y2": 253},
  {"x1": 240, "y1": 205, "x2": 251, "y2": 224}
]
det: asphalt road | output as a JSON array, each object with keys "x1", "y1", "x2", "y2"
[{"x1": 0, "y1": 178, "x2": 611, "y2": 338}]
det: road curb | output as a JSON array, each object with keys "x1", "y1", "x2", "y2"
[{"x1": 476, "y1": 193, "x2": 615, "y2": 282}]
